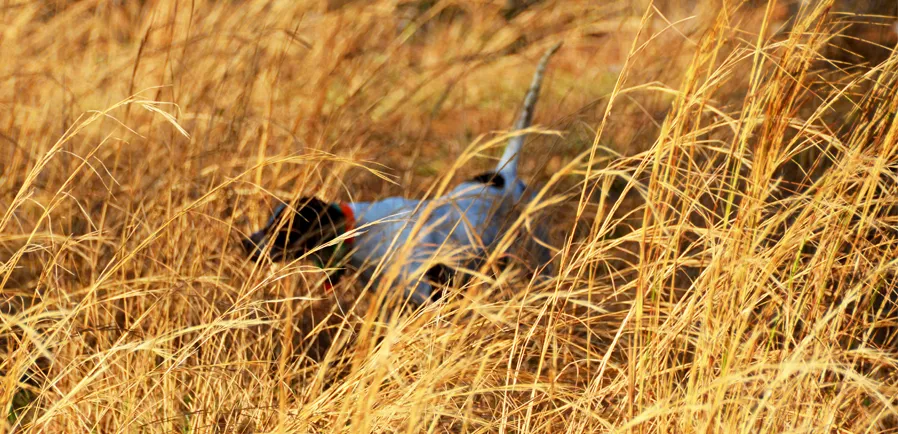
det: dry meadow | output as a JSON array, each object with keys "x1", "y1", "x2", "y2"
[{"x1": 2, "y1": 0, "x2": 898, "y2": 432}]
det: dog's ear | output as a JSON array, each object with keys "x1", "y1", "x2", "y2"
[{"x1": 244, "y1": 196, "x2": 345, "y2": 262}]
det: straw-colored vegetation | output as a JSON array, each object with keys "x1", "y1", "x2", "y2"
[{"x1": 2, "y1": 0, "x2": 897, "y2": 432}]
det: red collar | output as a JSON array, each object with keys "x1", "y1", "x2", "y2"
[
  {"x1": 338, "y1": 202, "x2": 355, "y2": 245},
  {"x1": 323, "y1": 202, "x2": 355, "y2": 293}
]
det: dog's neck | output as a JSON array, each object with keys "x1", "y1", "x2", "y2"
[
  {"x1": 318, "y1": 202, "x2": 356, "y2": 291},
  {"x1": 332, "y1": 202, "x2": 355, "y2": 245}
]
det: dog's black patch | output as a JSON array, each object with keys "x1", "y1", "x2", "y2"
[
  {"x1": 425, "y1": 263, "x2": 455, "y2": 301},
  {"x1": 470, "y1": 171, "x2": 505, "y2": 189},
  {"x1": 426, "y1": 263, "x2": 454, "y2": 285},
  {"x1": 245, "y1": 196, "x2": 346, "y2": 262}
]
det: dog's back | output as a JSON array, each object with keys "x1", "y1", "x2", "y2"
[{"x1": 347, "y1": 44, "x2": 561, "y2": 303}]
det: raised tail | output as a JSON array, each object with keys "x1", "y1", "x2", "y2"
[{"x1": 495, "y1": 42, "x2": 561, "y2": 179}]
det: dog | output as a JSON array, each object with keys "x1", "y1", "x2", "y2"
[{"x1": 244, "y1": 43, "x2": 560, "y2": 305}]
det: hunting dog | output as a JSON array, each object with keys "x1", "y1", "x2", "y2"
[{"x1": 244, "y1": 43, "x2": 560, "y2": 304}]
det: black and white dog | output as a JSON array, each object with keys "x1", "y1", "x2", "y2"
[{"x1": 244, "y1": 43, "x2": 560, "y2": 304}]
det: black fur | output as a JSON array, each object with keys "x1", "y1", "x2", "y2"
[
  {"x1": 244, "y1": 196, "x2": 346, "y2": 262},
  {"x1": 424, "y1": 263, "x2": 455, "y2": 301},
  {"x1": 469, "y1": 171, "x2": 505, "y2": 189}
]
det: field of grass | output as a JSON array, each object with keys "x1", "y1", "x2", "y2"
[{"x1": 2, "y1": 0, "x2": 898, "y2": 432}]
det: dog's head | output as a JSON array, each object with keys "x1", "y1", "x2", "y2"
[{"x1": 243, "y1": 196, "x2": 349, "y2": 263}]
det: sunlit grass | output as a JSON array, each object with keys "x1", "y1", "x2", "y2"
[{"x1": 2, "y1": 0, "x2": 897, "y2": 432}]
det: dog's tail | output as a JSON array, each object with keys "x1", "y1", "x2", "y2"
[{"x1": 496, "y1": 42, "x2": 561, "y2": 179}]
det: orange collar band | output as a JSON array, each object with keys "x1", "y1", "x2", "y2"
[{"x1": 339, "y1": 202, "x2": 355, "y2": 245}]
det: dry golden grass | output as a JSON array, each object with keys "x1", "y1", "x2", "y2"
[{"x1": 2, "y1": 0, "x2": 898, "y2": 432}]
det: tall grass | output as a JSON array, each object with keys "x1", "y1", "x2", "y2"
[{"x1": 2, "y1": 0, "x2": 897, "y2": 432}]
